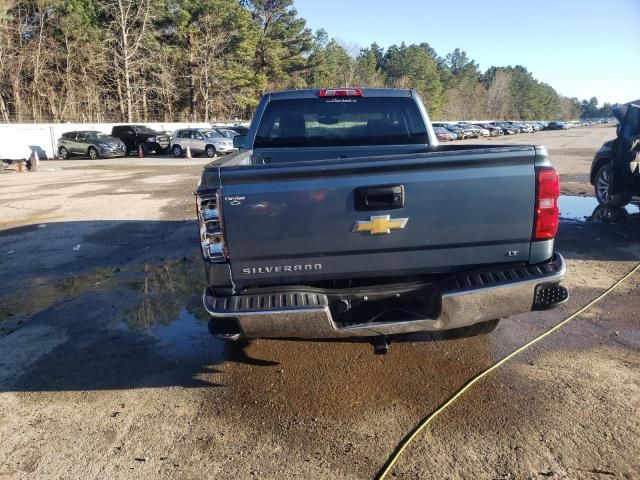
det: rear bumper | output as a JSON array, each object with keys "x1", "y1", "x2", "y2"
[
  {"x1": 203, "y1": 254, "x2": 567, "y2": 340},
  {"x1": 149, "y1": 142, "x2": 170, "y2": 152}
]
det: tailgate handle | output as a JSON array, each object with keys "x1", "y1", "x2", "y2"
[{"x1": 355, "y1": 185, "x2": 405, "y2": 211}]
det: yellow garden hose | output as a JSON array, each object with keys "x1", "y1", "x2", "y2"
[{"x1": 376, "y1": 261, "x2": 640, "y2": 480}]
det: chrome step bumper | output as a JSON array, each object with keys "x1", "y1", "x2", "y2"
[{"x1": 203, "y1": 254, "x2": 567, "y2": 339}]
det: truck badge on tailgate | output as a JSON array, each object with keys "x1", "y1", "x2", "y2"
[{"x1": 352, "y1": 215, "x2": 408, "y2": 235}]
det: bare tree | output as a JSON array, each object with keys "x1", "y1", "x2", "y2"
[
  {"x1": 485, "y1": 70, "x2": 512, "y2": 119},
  {"x1": 0, "y1": 0, "x2": 16, "y2": 122},
  {"x1": 99, "y1": 0, "x2": 154, "y2": 122}
]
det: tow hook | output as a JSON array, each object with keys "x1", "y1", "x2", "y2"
[{"x1": 372, "y1": 337, "x2": 390, "y2": 355}]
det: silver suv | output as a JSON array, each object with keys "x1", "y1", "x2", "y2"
[
  {"x1": 171, "y1": 129, "x2": 236, "y2": 158},
  {"x1": 57, "y1": 131, "x2": 126, "y2": 159}
]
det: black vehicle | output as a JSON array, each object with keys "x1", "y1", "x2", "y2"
[
  {"x1": 590, "y1": 100, "x2": 640, "y2": 206},
  {"x1": 111, "y1": 125, "x2": 171, "y2": 155},
  {"x1": 492, "y1": 122, "x2": 518, "y2": 135},
  {"x1": 57, "y1": 131, "x2": 126, "y2": 159},
  {"x1": 544, "y1": 121, "x2": 567, "y2": 130}
]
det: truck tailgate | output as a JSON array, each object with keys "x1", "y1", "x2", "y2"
[{"x1": 220, "y1": 147, "x2": 537, "y2": 287}]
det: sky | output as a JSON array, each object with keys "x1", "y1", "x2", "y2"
[{"x1": 294, "y1": 0, "x2": 640, "y2": 106}]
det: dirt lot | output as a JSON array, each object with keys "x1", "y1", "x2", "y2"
[{"x1": 1, "y1": 125, "x2": 639, "y2": 480}]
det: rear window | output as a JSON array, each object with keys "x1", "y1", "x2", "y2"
[{"x1": 254, "y1": 97, "x2": 428, "y2": 148}]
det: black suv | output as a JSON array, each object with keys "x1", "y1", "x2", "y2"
[
  {"x1": 111, "y1": 125, "x2": 171, "y2": 155},
  {"x1": 590, "y1": 100, "x2": 640, "y2": 207}
]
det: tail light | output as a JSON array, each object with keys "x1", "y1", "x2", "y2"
[
  {"x1": 534, "y1": 168, "x2": 560, "y2": 240},
  {"x1": 319, "y1": 88, "x2": 362, "y2": 97},
  {"x1": 196, "y1": 190, "x2": 228, "y2": 262}
]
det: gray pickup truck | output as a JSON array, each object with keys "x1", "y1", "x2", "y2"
[{"x1": 196, "y1": 88, "x2": 567, "y2": 349}]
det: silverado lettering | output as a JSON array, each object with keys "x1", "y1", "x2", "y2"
[
  {"x1": 196, "y1": 87, "x2": 568, "y2": 344},
  {"x1": 242, "y1": 264, "x2": 323, "y2": 275}
]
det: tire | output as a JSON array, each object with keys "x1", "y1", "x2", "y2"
[
  {"x1": 594, "y1": 165, "x2": 632, "y2": 207},
  {"x1": 205, "y1": 145, "x2": 216, "y2": 158},
  {"x1": 88, "y1": 147, "x2": 98, "y2": 160},
  {"x1": 58, "y1": 147, "x2": 69, "y2": 160},
  {"x1": 172, "y1": 145, "x2": 183, "y2": 158}
]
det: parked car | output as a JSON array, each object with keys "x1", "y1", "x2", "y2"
[
  {"x1": 111, "y1": 125, "x2": 171, "y2": 155},
  {"x1": 458, "y1": 123, "x2": 481, "y2": 138},
  {"x1": 478, "y1": 123, "x2": 503, "y2": 136},
  {"x1": 433, "y1": 123, "x2": 465, "y2": 139},
  {"x1": 590, "y1": 99, "x2": 640, "y2": 207},
  {"x1": 170, "y1": 128, "x2": 236, "y2": 158},
  {"x1": 57, "y1": 131, "x2": 126, "y2": 160},
  {"x1": 492, "y1": 123, "x2": 515, "y2": 135},
  {"x1": 514, "y1": 123, "x2": 530, "y2": 133},
  {"x1": 504, "y1": 122, "x2": 524, "y2": 133},
  {"x1": 444, "y1": 124, "x2": 470, "y2": 139},
  {"x1": 545, "y1": 121, "x2": 567, "y2": 130},
  {"x1": 471, "y1": 125, "x2": 491, "y2": 137},
  {"x1": 434, "y1": 126, "x2": 454, "y2": 141},
  {"x1": 197, "y1": 87, "x2": 567, "y2": 348},
  {"x1": 489, "y1": 122, "x2": 512, "y2": 135}
]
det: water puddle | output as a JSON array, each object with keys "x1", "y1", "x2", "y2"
[
  {"x1": 124, "y1": 257, "x2": 225, "y2": 361},
  {"x1": 149, "y1": 307, "x2": 225, "y2": 360},
  {"x1": 559, "y1": 196, "x2": 640, "y2": 223}
]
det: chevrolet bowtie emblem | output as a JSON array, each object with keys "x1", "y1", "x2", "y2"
[{"x1": 352, "y1": 215, "x2": 409, "y2": 235}]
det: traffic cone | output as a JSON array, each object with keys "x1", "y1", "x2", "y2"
[
  {"x1": 138, "y1": 144, "x2": 144, "y2": 158},
  {"x1": 186, "y1": 146, "x2": 192, "y2": 159},
  {"x1": 32, "y1": 150, "x2": 39, "y2": 172}
]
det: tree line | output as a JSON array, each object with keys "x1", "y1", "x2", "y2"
[{"x1": 0, "y1": 0, "x2": 612, "y2": 123}]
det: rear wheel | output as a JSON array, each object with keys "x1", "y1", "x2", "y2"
[
  {"x1": 205, "y1": 145, "x2": 216, "y2": 158},
  {"x1": 172, "y1": 145, "x2": 183, "y2": 158},
  {"x1": 594, "y1": 165, "x2": 632, "y2": 207},
  {"x1": 88, "y1": 147, "x2": 98, "y2": 160},
  {"x1": 58, "y1": 147, "x2": 69, "y2": 159}
]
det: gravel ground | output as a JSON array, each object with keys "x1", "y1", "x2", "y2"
[{"x1": 1, "y1": 126, "x2": 639, "y2": 480}]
